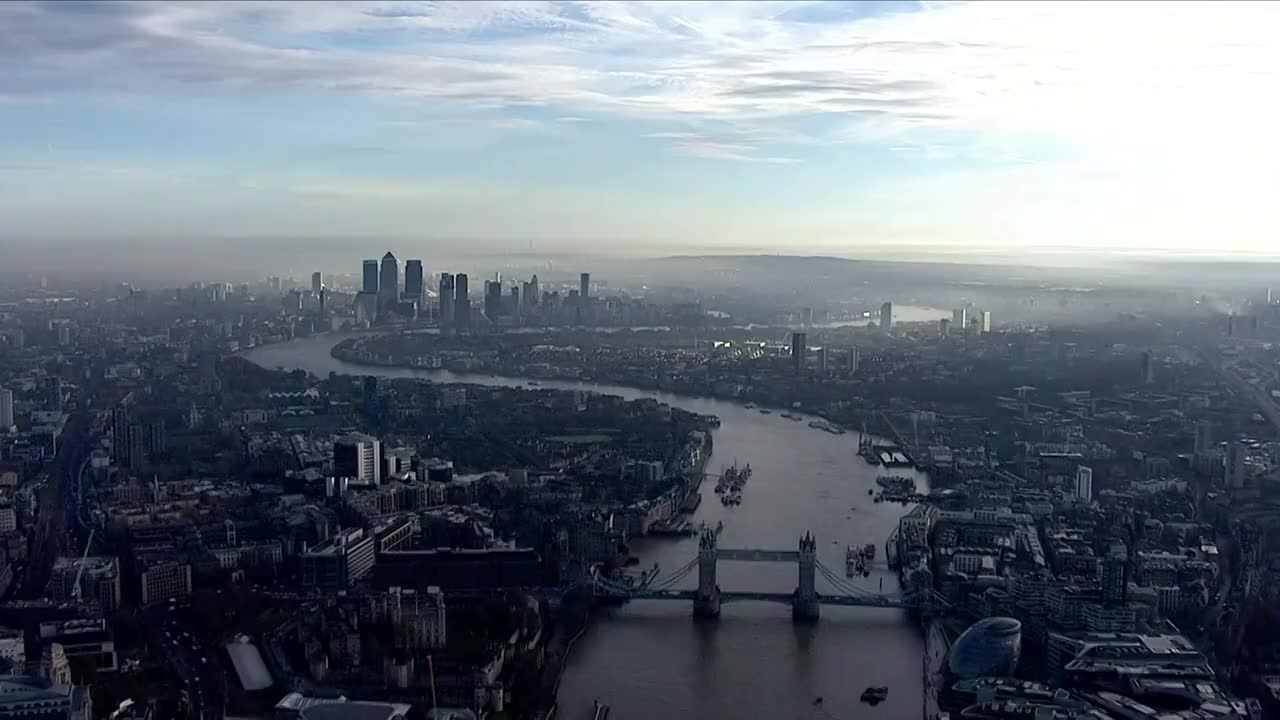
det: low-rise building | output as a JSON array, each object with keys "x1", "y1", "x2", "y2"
[
  {"x1": 301, "y1": 528, "x2": 376, "y2": 590},
  {"x1": 38, "y1": 619, "x2": 117, "y2": 674},
  {"x1": 50, "y1": 556, "x2": 121, "y2": 613}
]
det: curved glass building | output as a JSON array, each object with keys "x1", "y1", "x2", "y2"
[{"x1": 946, "y1": 617, "x2": 1022, "y2": 679}]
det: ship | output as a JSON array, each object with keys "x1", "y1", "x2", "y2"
[
  {"x1": 875, "y1": 475, "x2": 917, "y2": 493},
  {"x1": 860, "y1": 686, "x2": 888, "y2": 705},
  {"x1": 758, "y1": 408, "x2": 772, "y2": 415},
  {"x1": 744, "y1": 402, "x2": 756, "y2": 409},
  {"x1": 858, "y1": 443, "x2": 881, "y2": 465},
  {"x1": 714, "y1": 462, "x2": 751, "y2": 491}
]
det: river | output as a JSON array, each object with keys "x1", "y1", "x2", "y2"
[{"x1": 243, "y1": 335, "x2": 929, "y2": 720}]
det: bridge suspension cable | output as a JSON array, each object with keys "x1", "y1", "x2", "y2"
[
  {"x1": 593, "y1": 556, "x2": 700, "y2": 596},
  {"x1": 643, "y1": 558, "x2": 699, "y2": 590},
  {"x1": 814, "y1": 560, "x2": 909, "y2": 601},
  {"x1": 814, "y1": 560, "x2": 881, "y2": 596}
]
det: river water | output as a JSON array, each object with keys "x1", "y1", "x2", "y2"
[{"x1": 243, "y1": 336, "x2": 928, "y2": 720}]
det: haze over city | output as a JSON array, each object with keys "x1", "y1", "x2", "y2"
[{"x1": 5, "y1": 0, "x2": 1280, "y2": 270}]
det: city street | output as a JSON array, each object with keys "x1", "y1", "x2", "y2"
[
  {"x1": 148, "y1": 602, "x2": 228, "y2": 720},
  {"x1": 17, "y1": 412, "x2": 91, "y2": 599}
]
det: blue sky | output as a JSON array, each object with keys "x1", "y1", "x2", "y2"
[{"x1": 3, "y1": 0, "x2": 1280, "y2": 257}]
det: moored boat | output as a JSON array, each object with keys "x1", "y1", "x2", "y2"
[{"x1": 860, "y1": 686, "x2": 888, "y2": 704}]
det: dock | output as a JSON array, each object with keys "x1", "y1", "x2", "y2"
[
  {"x1": 679, "y1": 491, "x2": 702, "y2": 513},
  {"x1": 649, "y1": 518, "x2": 697, "y2": 537}
]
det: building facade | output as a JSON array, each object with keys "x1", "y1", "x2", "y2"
[
  {"x1": 139, "y1": 559, "x2": 192, "y2": 605},
  {"x1": 334, "y1": 433, "x2": 382, "y2": 485}
]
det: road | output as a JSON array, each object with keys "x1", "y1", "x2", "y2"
[
  {"x1": 17, "y1": 412, "x2": 92, "y2": 599},
  {"x1": 1208, "y1": 353, "x2": 1280, "y2": 435},
  {"x1": 149, "y1": 602, "x2": 228, "y2": 720}
]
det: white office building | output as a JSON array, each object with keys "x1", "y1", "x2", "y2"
[
  {"x1": 334, "y1": 433, "x2": 382, "y2": 485},
  {"x1": 1075, "y1": 466, "x2": 1093, "y2": 504}
]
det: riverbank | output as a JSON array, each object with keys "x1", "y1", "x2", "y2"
[{"x1": 327, "y1": 338, "x2": 907, "y2": 441}]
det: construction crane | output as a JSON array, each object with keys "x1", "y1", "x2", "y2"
[{"x1": 70, "y1": 527, "x2": 95, "y2": 604}]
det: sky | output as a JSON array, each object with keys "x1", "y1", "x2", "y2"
[{"x1": 3, "y1": 0, "x2": 1280, "y2": 259}]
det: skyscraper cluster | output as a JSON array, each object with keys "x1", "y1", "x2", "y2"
[
  {"x1": 343, "y1": 252, "x2": 592, "y2": 330},
  {"x1": 943, "y1": 307, "x2": 994, "y2": 336},
  {"x1": 350, "y1": 251, "x2": 428, "y2": 324}
]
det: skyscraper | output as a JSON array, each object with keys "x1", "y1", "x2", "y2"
[
  {"x1": 438, "y1": 273, "x2": 454, "y2": 328},
  {"x1": 484, "y1": 281, "x2": 502, "y2": 319},
  {"x1": 1101, "y1": 548, "x2": 1128, "y2": 605},
  {"x1": 847, "y1": 347, "x2": 859, "y2": 376},
  {"x1": 311, "y1": 271, "x2": 323, "y2": 294},
  {"x1": 453, "y1": 273, "x2": 470, "y2": 329},
  {"x1": 1227, "y1": 440, "x2": 1246, "y2": 488},
  {"x1": 953, "y1": 307, "x2": 967, "y2": 332},
  {"x1": 379, "y1": 252, "x2": 399, "y2": 309},
  {"x1": 790, "y1": 332, "x2": 806, "y2": 375},
  {"x1": 404, "y1": 260, "x2": 424, "y2": 306},
  {"x1": 362, "y1": 260, "x2": 379, "y2": 294},
  {"x1": 1194, "y1": 421, "x2": 1213, "y2": 455},
  {"x1": 939, "y1": 318, "x2": 951, "y2": 336},
  {"x1": 817, "y1": 346, "x2": 828, "y2": 374},
  {"x1": 879, "y1": 302, "x2": 893, "y2": 331},
  {"x1": 1140, "y1": 351, "x2": 1155, "y2": 385},
  {"x1": 111, "y1": 407, "x2": 132, "y2": 467},
  {"x1": 529, "y1": 275, "x2": 540, "y2": 306},
  {"x1": 1074, "y1": 465, "x2": 1093, "y2": 503},
  {"x1": 0, "y1": 387, "x2": 12, "y2": 430},
  {"x1": 980, "y1": 311, "x2": 992, "y2": 334},
  {"x1": 334, "y1": 433, "x2": 382, "y2": 485},
  {"x1": 580, "y1": 272, "x2": 590, "y2": 300},
  {"x1": 43, "y1": 376, "x2": 62, "y2": 411}
]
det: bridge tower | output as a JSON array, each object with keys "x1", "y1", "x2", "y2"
[
  {"x1": 694, "y1": 528, "x2": 721, "y2": 618},
  {"x1": 793, "y1": 532, "x2": 820, "y2": 621}
]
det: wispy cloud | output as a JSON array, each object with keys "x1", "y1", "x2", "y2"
[
  {"x1": 6, "y1": 1, "x2": 1278, "y2": 160},
  {"x1": 5, "y1": 1, "x2": 1280, "y2": 251}
]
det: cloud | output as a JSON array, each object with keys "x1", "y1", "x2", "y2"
[
  {"x1": 4, "y1": 0, "x2": 1276, "y2": 158},
  {"x1": 5, "y1": 0, "x2": 1280, "y2": 245},
  {"x1": 643, "y1": 129, "x2": 801, "y2": 163}
]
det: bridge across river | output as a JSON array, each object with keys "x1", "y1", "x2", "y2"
[{"x1": 593, "y1": 530, "x2": 938, "y2": 621}]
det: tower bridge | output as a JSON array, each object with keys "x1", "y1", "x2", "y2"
[{"x1": 591, "y1": 529, "x2": 940, "y2": 623}]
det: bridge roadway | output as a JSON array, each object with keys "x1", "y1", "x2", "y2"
[
  {"x1": 715, "y1": 548, "x2": 798, "y2": 563},
  {"x1": 600, "y1": 588, "x2": 917, "y2": 609}
]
